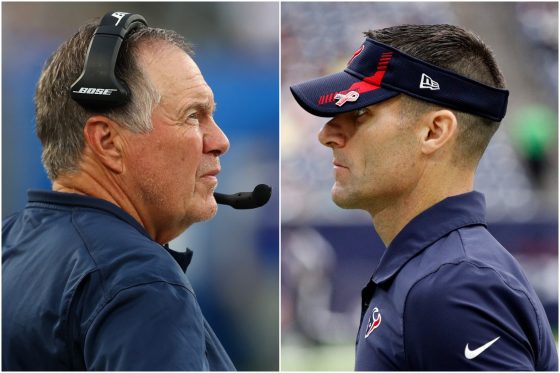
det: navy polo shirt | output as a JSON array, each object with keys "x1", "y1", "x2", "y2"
[
  {"x1": 356, "y1": 191, "x2": 558, "y2": 370},
  {"x1": 2, "y1": 190, "x2": 235, "y2": 371}
]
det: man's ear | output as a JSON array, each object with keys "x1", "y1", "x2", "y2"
[
  {"x1": 83, "y1": 116, "x2": 125, "y2": 174},
  {"x1": 419, "y1": 109, "x2": 458, "y2": 155}
]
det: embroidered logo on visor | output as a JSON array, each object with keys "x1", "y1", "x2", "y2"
[
  {"x1": 348, "y1": 45, "x2": 364, "y2": 66},
  {"x1": 334, "y1": 91, "x2": 360, "y2": 106},
  {"x1": 420, "y1": 73, "x2": 440, "y2": 90}
]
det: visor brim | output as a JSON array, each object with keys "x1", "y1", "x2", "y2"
[{"x1": 290, "y1": 71, "x2": 399, "y2": 118}]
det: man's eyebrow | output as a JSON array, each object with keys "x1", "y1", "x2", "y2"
[{"x1": 178, "y1": 100, "x2": 216, "y2": 117}]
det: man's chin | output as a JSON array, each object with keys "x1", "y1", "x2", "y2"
[
  {"x1": 200, "y1": 198, "x2": 218, "y2": 221},
  {"x1": 182, "y1": 197, "x2": 218, "y2": 227},
  {"x1": 331, "y1": 186, "x2": 360, "y2": 209}
]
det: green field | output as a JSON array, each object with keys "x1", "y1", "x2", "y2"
[{"x1": 281, "y1": 344, "x2": 355, "y2": 371}]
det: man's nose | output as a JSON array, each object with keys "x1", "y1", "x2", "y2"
[
  {"x1": 318, "y1": 117, "x2": 347, "y2": 149},
  {"x1": 204, "y1": 119, "x2": 230, "y2": 156}
]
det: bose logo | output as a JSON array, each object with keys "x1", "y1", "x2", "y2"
[
  {"x1": 111, "y1": 12, "x2": 129, "y2": 26},
  {"x1": 73, "y1": 88, "x2": 118, "y2": 95}
]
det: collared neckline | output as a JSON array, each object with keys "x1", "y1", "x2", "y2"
[
  {"x1": 371, "y1": 191, "x2": 487, "y2": 284},
  {"x1": 164, "y1": 244, "x2": 194, "y2": 272},
  {"x1": 27, "y1": 190, "x2": 194, "y2": 272}
]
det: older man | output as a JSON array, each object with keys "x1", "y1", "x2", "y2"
[
  {"x1": 290, "y1": 24, "x2": 558, "y2": 370},
  {"x1": 3, "y1": 12, "x2": 234, "y2": 370}
]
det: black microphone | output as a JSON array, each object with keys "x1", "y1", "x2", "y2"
[{"x1": 214, "y1": 184, "x2": 272, "y2": 209}]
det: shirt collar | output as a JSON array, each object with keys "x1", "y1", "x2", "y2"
[
  {"x1": 164, "y1": 244, "x2": 194, "y2": 272},
  {"x1": 371, "y1": 191, "x2": 487, "y2": 284},
  {"x1": 27, "y1": 190, "x2": 194, "y2": 272}
]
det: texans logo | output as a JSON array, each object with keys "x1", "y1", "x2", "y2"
[
  {"x1": 365, "y1": 307, "x2": 381, "y2": 338},
  {"x1": 348, "y1": 45, "x2": 364, "y2": 66}
]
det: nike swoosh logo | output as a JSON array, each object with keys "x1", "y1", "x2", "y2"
[{"x1": 464, "y1": 336, "x2": 500, "y2": 359}]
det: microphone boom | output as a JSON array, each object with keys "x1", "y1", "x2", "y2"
[{"x1": 214, "y1": 184, "x2": 272, "y2": 209}]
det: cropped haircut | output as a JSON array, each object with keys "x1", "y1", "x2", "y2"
[
  {"x1": 35, "y1": 19, "x2": 192, "y2": 180},
  {"x1": 365, "y1": 24, "x2": 506, "y2": 167}
]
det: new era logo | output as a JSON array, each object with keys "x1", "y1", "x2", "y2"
[{"x1": 420, "y1": 73, "x2": 440, "y2": 90}]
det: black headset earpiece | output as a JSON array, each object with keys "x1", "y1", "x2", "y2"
[{"x1": 70, "y1": 11, "x2": 147, "y2": 110}]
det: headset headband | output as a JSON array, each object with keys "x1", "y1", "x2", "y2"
[{"x1": 70, "y1": 11, "x2": 147, "y2": 110}]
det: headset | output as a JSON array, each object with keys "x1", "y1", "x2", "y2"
[
  {"x1": 70, "y1": 11, "x2": 271, "y2": 209},
  {"x1": 70, "y1": 11, "x2": 147, "y2": 109}
]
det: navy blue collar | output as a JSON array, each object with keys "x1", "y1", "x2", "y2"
[
  {"x1": 372, "y1": 191, "x2": 487, "y2": 284},
  {"x1": 27, "y1": 190, "x2": 193, "y2": 272}
]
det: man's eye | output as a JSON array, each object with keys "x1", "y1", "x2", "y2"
[
  {"x1": 185, "y1": 112, "x2": 200, "y2": 125},
  {"x1": 355, "y1": 108, "x2": 367, "y2": 117}
]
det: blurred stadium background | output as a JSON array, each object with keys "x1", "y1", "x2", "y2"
[
  {"x1": 282, "y1": 2, "x2": 558, "y2": 370},
  {"x1": 2, "y1": 2, "x2": 278, "y2": 370}
]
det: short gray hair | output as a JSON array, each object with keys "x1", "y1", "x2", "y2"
[{"x1": 35, "y1": 19, "x2": 192, "y2": 180}]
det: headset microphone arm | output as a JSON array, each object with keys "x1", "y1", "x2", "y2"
[{"x1": 214, "y1": 184, "x2": 272, "y2": 209}]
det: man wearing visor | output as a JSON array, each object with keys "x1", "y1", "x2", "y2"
[{"x1": 290, "y1": 24, "x2": 558, "y2": 370}]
